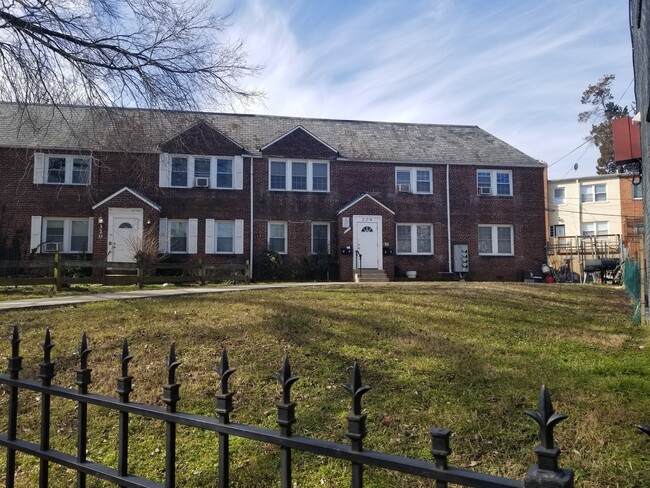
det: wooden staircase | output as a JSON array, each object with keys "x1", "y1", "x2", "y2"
[{"x1": 355, "y1": 269, "x2": 389, "y2": 283}]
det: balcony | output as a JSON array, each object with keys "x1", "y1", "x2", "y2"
[{"x1": 547, "y1": 234, "x2": 622, "y2": 259}]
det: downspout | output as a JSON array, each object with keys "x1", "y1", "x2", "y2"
[
  {"x1": 446, "y1": 164, "x2": 452, "y2": 273},
  {"x1": 249, "y1": 156, "x2": 254, "y2": 280}
]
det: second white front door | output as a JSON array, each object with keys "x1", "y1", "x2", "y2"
[
  {"x1": 108, "y1": 208, "x2": 143, "y2": 262},
  {"x1": 353, "y1": 215, "x2": 382, "y2": 269}
]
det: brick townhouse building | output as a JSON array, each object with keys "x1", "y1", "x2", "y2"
[{"x1": 0, "y1": 103, "x2": 546, "y2": 281}]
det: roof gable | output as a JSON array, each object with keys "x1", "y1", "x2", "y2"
[
  {"x1": 261, "y1": 125, "x2": 338, "y2": 159},
  {"x1": 159, "y1": 120, "x2": 243, "y2": 156},
  {"x1": 337, "y1": 193, "x2": 395, "y2": 215},
  {"x1": 91, "y1": 187, "x2": 161, "y2": 211}
]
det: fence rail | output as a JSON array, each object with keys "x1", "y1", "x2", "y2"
[
  {"x1": 0, "y1": 257, "x2": 249, "y2": 290},
  {"x1": 0, "y1": 327, "x2": 591, "y2": 487}
]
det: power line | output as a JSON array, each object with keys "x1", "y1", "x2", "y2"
[{"x1": 548, "y1": 138, "x2": 593, "y2": 168}]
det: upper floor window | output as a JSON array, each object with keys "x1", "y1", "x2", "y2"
[
  {"x1": 478, "y1": 225, "x2": 513, "y2": 255},
  {"x1": 581, "y1": 221, "x2": 608, "y2": 236},
  {"x1": 159, "y1": 154, "x2": 243, "y2": 189},
  {"x1": 477, "y1": 170, "x2": 512, "y2": 196},
  {"x1": 396, "y1": 223, "x2": 433, "y2": 254},
  {"x1": 580, "y1": 183, "x2": 607, "y2": 203},
  {"x1": 633, "y1": 181, "x2": 642, "y2": 199},
  {"x1": 269, "y1": 160, "x2": 329, "y2": 192},
  {"x1": 395, "y1": 167, "x2": 432, "y2": 194},
  {"x1": 553, "y1": 187, "x2": 565, "y2": 205},
  {"x1": 33, "y1": 153, "x2": 91, "y2": 185}
]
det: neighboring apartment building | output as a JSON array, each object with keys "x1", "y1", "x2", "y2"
[
  {"x1": 547, "y1": 174, "x2": 644, "y2": 273},
  {"x1": 0, "y1": 103, "x2": 547, "y2": 281}
]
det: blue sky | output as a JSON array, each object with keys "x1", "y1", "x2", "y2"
[{"x1": 223, "y1": 0, "x2": 634, "y2": 179}]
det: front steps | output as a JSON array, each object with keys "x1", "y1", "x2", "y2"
[{"x1": 354, "y1": 269, "x2": 389, "y2": 283}]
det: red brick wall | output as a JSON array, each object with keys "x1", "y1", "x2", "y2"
[{"x1": 619, "y1": 176, "x2": 644, "y2": 260}]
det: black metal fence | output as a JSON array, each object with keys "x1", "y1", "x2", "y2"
[{"x1": 5, "y1": 326, "x2": 644, "y2": 487}]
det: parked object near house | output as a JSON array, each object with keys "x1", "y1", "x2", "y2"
[{"x1": 0, "y1": 103, "x2": 546, "y2": 281}]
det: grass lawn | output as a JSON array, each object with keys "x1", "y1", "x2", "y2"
[{"x1": 0, "y1": 283, "x2": 648, "y2": 487}]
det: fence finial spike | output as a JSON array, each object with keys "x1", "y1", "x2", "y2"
[
  {"x1": 41, "y1": 328, "x2": 54, "y2": 361},
  {"x1": 276, "y1": 354, "x2": 299, "y2": 404},
  {"x1": 10, "y1": 325, "x2": 21, "y2": 356},
  {"x1": 525, "y1": 384, "x2": 567, "y2": 449},
  {"x1": 120, "y1": 339, "x2": 133, "y2": 377},
  {"x1": 166, "y1": 342, "x2": 181, "y2": 384},
  {"x1": 79, "y1": 333, "x2": 92, "y2": 368},
  {"x1": 216, "y1": 348, "x2": 236, "y2": 394},
  {"x1": 343, "y1": 360, "x2": 371, "y2": 416}
]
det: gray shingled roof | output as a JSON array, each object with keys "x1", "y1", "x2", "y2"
[{"x1": 0, "y1": 103, "x2": 541, "y2": 167}]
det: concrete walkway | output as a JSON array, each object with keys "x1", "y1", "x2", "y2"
[{"x1": 0, "y1": 282, "x2": 345, "y2": 311}]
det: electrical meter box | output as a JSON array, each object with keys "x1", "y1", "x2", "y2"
[{"x1": 453, "y1": 244, "x2": 469, "y2": 273}]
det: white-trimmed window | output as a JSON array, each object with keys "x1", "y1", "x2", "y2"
[
  {"x1": 158, "y1": 218, "x2": 198, "y2": 254},
  {"x1": 396, "y1": 224, "x2": 433, "y2": 254},
  {"x1": 159, "y1": 154, "x2": 243, "y2": 189},
  {"x1": 581, "y1": 221, "x2": 608, "y2": 236},
  {"x1": 311, "y1": 222, "x2": 330, "y2": 254},
  {"x1": 478, "y1": 225, "x2": 513, "y2": 255},
  {"x1": 580, "y1": 183, "x2": 607, "y2": 202},
  {"x1": 477, "y1": 170, "x2": 512, "y2": 196},
  {"x1": 633, "y1": 181, "x2": 642, "y2": 199},
  {"x1": 30, "y1": 216, "x2": 93, "y2": 253},
  {"x1": 268, "y1": 160, "x2": 329, "y2": 192},
  {"x1": 553, "y1": 187, "x2": 565, "y2": 205},
  {"x1": 204, "y1": 219, "x2": 244, "y2": 254},
  {"x1": 395, "y1": 167, "x2": 432, "y2": 194},
  {"x1": 33, "y1": 153, "x2": 91, "y2": 185},
  {"x1": 268, "y1": 222, "x2": 287, "y2": 254}
]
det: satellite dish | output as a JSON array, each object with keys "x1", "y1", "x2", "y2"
[{"x1": 573, "y1": 163, "x2": 579, "y2": 171}]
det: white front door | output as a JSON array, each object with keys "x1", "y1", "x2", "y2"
[
  {"x1": 353, "y1": 215, "x2": 382, "y2": 269},
  {"x1": 108, "y1": 208, "x2": 143, "y2": 262}
]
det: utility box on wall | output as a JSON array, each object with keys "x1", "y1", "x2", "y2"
[{"x1": 453, "y1": 244, "x2": 469, "y2": 273}]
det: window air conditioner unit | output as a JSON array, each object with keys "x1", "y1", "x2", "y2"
[
  {"x1": 479, "y1": 187, "x2": 492, "y2": 195},
  {"x1": 44, "y1": 242, "x2": 60, "y2": 252},
  {"x1": 195, "y1": 177, "x2": 210, "y2": 187},
  {"x1": 397, "y1": 184, "x2": 411, "y2": 193}
]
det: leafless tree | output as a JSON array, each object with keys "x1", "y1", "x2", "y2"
[{"x1": 0, "y1": 0, "x2": 262, "y2": 111}]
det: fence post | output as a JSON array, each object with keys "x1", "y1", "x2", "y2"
[
  {"x1": 216, "y1": 349, "x2": 236, "y2": 488},
  {"x1": 76, "y1": 333, "x2": 92, "y2": 488},
  {"x1": 116, "y1": 340, "x2": 133, "y2": 487},
  {"x1": 162, "y1": 344, "x2": 181, "y2": 488},
  {"x1": 137, "y1": 260, "x2": 144, "y2": 290},
  {"x1": 245, "y1": 260, "x2": 250, "y2": 284},
  {"x1": 343, "y1": 361, "x2": 371, "y2": 488},
  {"x1": 430, "y1": 427, "x2": 451, "y2": 488},
  {"x1": 54, "y1": 253, "x2": 62, "y2": 292},
  {"x1": 199, "y1": 259, "x2": 206, "y2": 286},
  {"x1": 276, "y1": 355, "x2": 298, "y2": 488},
  {"x1": 39, "y1": 329, "x2": 55, "y2": 488},
  {"x1": 523, "y1": 386, "x2": 574, "y2": 488},
  {"x1": 5, "y1": 326, "x2": 22, "y2": 488}
]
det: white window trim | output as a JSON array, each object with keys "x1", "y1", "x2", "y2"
[
  {"x1": 478, "y1": 224, "x2": 514, "y2": 256},
  {"x1": 34, "y1": 216, "x2": 93, "y2": 253},
  {"x1": 394, "y1": 167, "x2": 432, "y2": 194},
  {"x1": 36, "y1": 154, "x2": 91, "y2": 186},
  {"x1": 311, "y1": 222, "x2": 330, "y2": 254},
  {"x1": 166, "y1": 218, "x2": 198, "y2": 254},
  {"x1": 476, "y1": 170, "x2": 513, "y2": 196},
  {"x1": 268, "y1": 221, "x2": 288, "y2": 254},
  {"x1": 581, "y1": 221, "x2": 609, "y2": 236},
  {"x1": 553, "y1": 187, "x2": 566, "y2": 205},
  {"x1": 395, "y1": 223, "x2": 434, "y2": 255},
  {"x1": 268, "y1": 159, "x2": 330, "y2": 192},
  {"x1": 160, "y1": 153, "x2": 243, "y2": 190},
  {"x1": 580, "y1": 183, "x2": 607, "y2": 203}
]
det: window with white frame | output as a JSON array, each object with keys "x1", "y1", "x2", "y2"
[
  {"x1": 396, "y1": 224, "x2": 433, "y2": 254},
  {"x1": 549, "y1": 225, "x2": 565, "y2": 238},
  {"x1": 35, "y1": 154, "x2": 91, "y2": 185},
  {"x1": 633, "y1": 181, "x2": 642, "y2": 199},
  {"x1": 581, "y1": 221, "x2": 608, "y2": 236},
  {"x1": 269, "y1": 160, "x2": 329, "y2": 192},
  {"x1": 311, "y1": 222, "x2": 330, "y2": 254},
  {"x1": 395, "y1": 167, "x2": 432, "y2": 194},
  {"x1": 476, "y1": 170, "x2": 512, "y2": 196},
  {"x1": 216, "y1": 221, "x2": 234, "y2": 253},
  {"x1": 268, "y1": 222, "x2": 287, "y2": 253},
  {"x1": 478, "y1": 225, "x2": 513, "y2": 255},
  {"x1": 553, "y1": 187, "x2": 566, "y2": 205},
  {"x1": 169, "y1": 220, "x2": 188, "y2": 253},
  {"x1": 580, "y1": 183, "x2": 607, "y2": 202},
  {"x1": 159, "y1": 154, "x2": 242, "y2": 189},
  {"x1": 34, "y1": 217, "x2": 91, "y2": 253}
]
